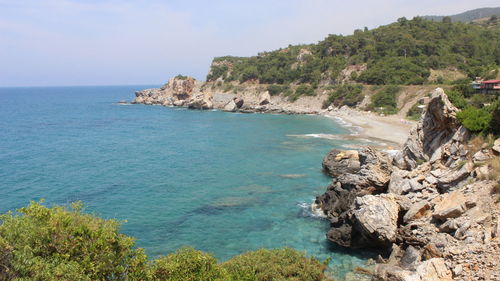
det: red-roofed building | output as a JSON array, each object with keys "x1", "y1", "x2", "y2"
[{"x1": 479, "y1": 80, "x2": 500, "y2": 93}]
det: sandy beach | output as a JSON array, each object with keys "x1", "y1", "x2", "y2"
[{"x1": 323, "y1": 107, "x2": 415, "y2": 149}]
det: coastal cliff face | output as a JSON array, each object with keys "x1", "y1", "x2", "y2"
[
  {"x1": 132, "y1": 76, "x2": 326, "y2": 114},
  {"x1": 316, "y1": 88, "x2": 500, "y2": 281}
]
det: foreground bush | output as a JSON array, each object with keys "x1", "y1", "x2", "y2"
[
  {"x1": 0, "y1": 202, "x2": 329, "y2": 280},
  {"x1": 0, "y1": 201, "x2": 149, "y2": 280},
  {"x1": 151, "y1": 248, "x2": 229, "y2": 281},
  {"x1": 222, "y1": 248, "x2": 328, "y2": 281}
]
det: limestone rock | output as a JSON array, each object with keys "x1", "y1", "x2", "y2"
[
  {"x1": 403, "y1": 201, "x2": 431, "y2": 223},
  {"x1": 436, "y1": 162, "x2": 472, "y2": 192},
  {"x1": 433, "y1": 191, "x2": 466, "y2": 221},
  {"x1": 233, "y1": 97, "x2": 244, "y2": 108},
  {"x1": 259, "y1": 91, "x2": 271, "y2": 105},
  {"x1": 388, "y1": 168, "x2": 409, "y2": 194},
  {"x1": 414, "y1": 258, "x2": 452, "y2": 281},
  {"x1": 322, "y1": 149, "x2": 360, "y2": 177},
  {"x1": 352, "y1": 194, "x2": 400, "y2": 247},
  {"x1": 493, "y1": 138, "x2": 500, "y2": 155},
  {"x1": 400, "y1": 246, "x2": 421, "y2": 270},
  {"x1": 393, "y1": 88, "x2": 470, "y2": 170},
  {"x1": 223, "y1": 100, "x2": 237, "y2": 112}
]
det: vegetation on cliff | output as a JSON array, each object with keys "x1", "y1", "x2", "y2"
[
  {"x1": 0, "y1": 202, "x2": 328, "y2": 281},
  {"x1": 207, "y1": 17, "x2": 499, "y2": 88}
]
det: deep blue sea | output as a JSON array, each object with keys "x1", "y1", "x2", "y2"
[{"x1": 0, "y1": 86, "x2": 373, "y2": 278}]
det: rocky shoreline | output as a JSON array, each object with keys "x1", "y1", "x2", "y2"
[
  {"x1": 131, "y1": 76, "x2": 414, "y2": 148},
  {"x1": 131, "y1": 78, "x2": 499, "y2": 280},
  {"x1": 131, "y1": 76, "x2": 321, "y2": 115},
  {"x1": 315, "y1": 89, "x2": 500, "y2": 281}
]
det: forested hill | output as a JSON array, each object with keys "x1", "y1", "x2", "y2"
[
  {"x1": 206, "y1": 16, "x2": 500, "y2": 87},
  {"x1": 422, "y1": 7, "x2": 500, "y2": 23}
]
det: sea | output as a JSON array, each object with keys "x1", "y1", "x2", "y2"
[{"x1": 0, "y1": 86, "x2": 374, "y2": 278}]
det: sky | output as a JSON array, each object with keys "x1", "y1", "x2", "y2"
[{"x1": 1, "y1": 0, "x2": 499, "y2": 87}]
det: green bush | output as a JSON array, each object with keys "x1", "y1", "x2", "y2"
[
  {"x1": 174, "y1": 74, "x2": 188, "y2": 80},
  {"x1": 323, "y1": 84, "x2": 364, "y2": 108},
  {"x1": 0, "y1": 201, "x2": 148, "y2": 280},
  {"x1": 295, "y1": 84, "x2": 315, "y2": 97},
  {"x1": 0, "y1": 202, "x2": 330, "y2": 281},
  {"x1": 369, "y1": 85, "x2": 400, "y2": 114},
  {"x1": 222, "y1": 248, "x2": 328, "y2": 281},
  {"x1": 267, "y1": 84, "x2": 289, "y2": 96},
  {"x1": 406, "y1": 103, "x2": 423, "y2": 120},
  {"x1": 447, "y1": 89, "x2": 468, "y2": 109},
  {"x1": 151, "y1": 248, "x2": 229, "y2": 281},
  {"x1": 457, "y1": 106, "x2": 492, "y2": 132}
]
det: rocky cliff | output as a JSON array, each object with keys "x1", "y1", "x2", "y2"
[
  {"x1": 132, "y1": 76, "x2": 324, "y2": 114},
  {"x1": 315, "y1": 88, "x2": 500, "y2": 281}
]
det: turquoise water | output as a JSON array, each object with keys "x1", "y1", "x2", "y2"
[{"x1": 0, "y1": 86, "x2": 372, "y2": 278}]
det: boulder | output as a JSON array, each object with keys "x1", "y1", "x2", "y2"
[
  {"x1": 233, "y1": 97, "x2": 244, "y2": 108},
  {"x1": 473, "y1": 150, "x2": 491, "y2": 162},
  {"x1": 223, "y1": 100, "x2": 237, "y2": 112},
  {"x1": 433, "y1": 191, "x2": 466, "y2": 221},
  {"x1": 259, "y1": 91, "x2": 271, "y2": 105},
  {"x1": 322, "y1": 149, "x2": 360, "y2": 177},
  {"x1": 413, "y1": 258, "x2": 452, "y2": 281},
  {"x1": 438, "y1": 219, "x2": 460, "y2": 233},
  {"x1": 187, "y1": 98, "x2": 213, "y2": 110},
  {"x1": 403, "y1": 201, "x2": 431, "y2": 223},
  {"x1": 352, "y1": 194, "x2": 400, "y2": 247},
  {"x1": 388, "y1": 168, "x2": 409, "y2": 194},
  {"x1": 493, "y1": 138, "x2": 500, "y2": 155},
  {"x1": 400, "y1": 246, "x2": 421, "y2": 270},
  {"x1": 436, "y1": 162, "x2": 472, "y2": 192}
]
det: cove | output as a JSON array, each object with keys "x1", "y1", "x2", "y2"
[{"x1": 0, "y1": 86, "x2": 373, "y2": 278}]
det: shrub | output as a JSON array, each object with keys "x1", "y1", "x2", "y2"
[
  {"x1": 0, "y1": 203, "x2": 330, "y2": 281},
  {"x1": 0, "y1": 201, "x2": 149, "y2": 280},
  {"x1": 175, "y1": 74, "x2": 188, "y2": 80},
  {"x1": 447, "y1": 90, "x2": 468, "y2": 109},
  {"x1": 222, "y1": 248, "x2": 328, "y2": 281},
  {"x1": 457, "y1": 106, "x2": 492, "y2": 132},
  {"x1": 406, "y1": 102, "x2": 423, "y2": 120},
  {"x1": 295, "y1": 84, "x2": 316, "y2": 97},
  {"x1": 369, "y1": 85, "x2": 400, "y2": 114},
  {"x1": 267, "y1": 84, "x2": 289, "y2": 96},
  {"x1": 151, "y1": 248, "x2": 229, "y2": 281},
  {"x1": 323, "y1": 84, "x2": 364, "y2": 108}
]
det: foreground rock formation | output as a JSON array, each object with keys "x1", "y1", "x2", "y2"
[{"x1": 315, "y1": 88, "x2": 500, "y2": 281}]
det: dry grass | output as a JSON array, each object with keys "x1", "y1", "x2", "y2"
[
  {"x1": 428, "y1": 69, "x2": 467, "y2": 83},
  {"x1": 467, "y1": 134, "x2": 496, "y2": 159}
]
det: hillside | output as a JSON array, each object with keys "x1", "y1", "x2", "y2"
[
  {"x1": 134, "y1": 15, "x2": 499, "y2": 136},
  {"x1": 207, "y1": 17, "x2": 499, "y2": 89},
  {"x1": 422, "y1": 7, "x2": 500, "y2": 22}
]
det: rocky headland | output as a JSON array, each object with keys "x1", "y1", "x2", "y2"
[
  {"x1": 131, "y1": 76, "x2": 419, "y2": 148},
  {"x1": 315, "y1": 88, "x2": 500, "y2": 281}
]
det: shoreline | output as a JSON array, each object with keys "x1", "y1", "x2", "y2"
[{"x1": 322, "y1": 108, "x2": 415, "y2": 149}]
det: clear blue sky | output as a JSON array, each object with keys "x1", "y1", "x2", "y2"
[{"x1": 1, "y1": 0, "x2": 498, "y2": 86}]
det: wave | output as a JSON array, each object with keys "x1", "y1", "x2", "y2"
[{"x1": 297, "y1": 201, "x2": 327, "y2": 218}]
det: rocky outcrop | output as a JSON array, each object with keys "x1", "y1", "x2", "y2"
[
  {"x1": 393, "y1": 88, "x2": 471, "y2": 170},
  {"x1": 322, "y1": 150, "x2": 360, "y2": 177},
  {"x1": 316, "y1": 88, "x2": 500, "y2": 281},
  {"x1": 132, "y1": 77, "x2": 323, "y2": 114},
  {"x1": 132, "y1": 76, "x2": 201, "y2": 106},
  {"x1": 352, "y1": 194, "x2": 400, "y2": 247}
]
